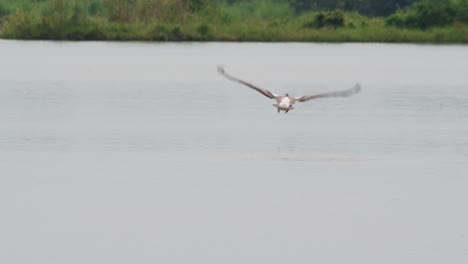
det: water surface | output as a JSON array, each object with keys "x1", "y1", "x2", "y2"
[{"x1": 0, "y1": 40, "x2": 467, "y2": 264}]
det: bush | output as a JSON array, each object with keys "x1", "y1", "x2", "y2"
[
  {"x1": 0, "y1": 3, "x2": 9, "y2": 17},
  {"x1": 303, "y1": 10, "x2": 345, "y2": 29},
  {"x1": 196, "y1": 23, "x2": 210, "y2": 36},
  {"x1": 1, "y1": 9, "x2": 41, "y2": 38},
  {"x1": 385, "y1": 11, "x2": 406, "y2": 28},
  {"x1": 454, "y1": 0, "x2": 468, "y2": 23},
  {"x1": 413, "y1": 1, "x2": 455, "y2": 28},
  {"x1": 2, "y1": 0, "x2": 103, "y2": 39},
  {"x1": 132, "y1": 0, "x2": 189, "y2": 23},
  {"x1": 386, "y1": 0, "x2": 468, "y2": 29},
  {"x1": 103, "y1": 0, "x2": 135, "y2": 23},
  {"x1": 88, "y1": 0, "x2": 105, "y2": 16},
  {"x1": 218, "y1": 0, "x2": 293, "y2": 20}
]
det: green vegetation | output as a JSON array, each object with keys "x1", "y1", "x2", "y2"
[
  {"x1": 0, "y1": 0, "x2": 467, "y2": 43},
  {"x1": 386, "y1": 0, "x2": 468, "y2": 29}
]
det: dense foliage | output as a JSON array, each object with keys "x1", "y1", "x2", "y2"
[
  {"x1": 0, "y1": 0, "x2": 466, "y2": 42},
  {"x1": 219, "y1": 0, "x2": 420, "y2": 16},
  {"x1": 386, "y1": 0, "x2": 468, "y2": 29},
  {"x1": 303, "y1": 10, "x2": 345, "y2": 29}
]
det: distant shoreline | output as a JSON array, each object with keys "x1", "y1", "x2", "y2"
[
  {"x1": 1, "y1": 19, "x2": 466, "y2": 44},
  {"x1": 1, "y1": 30, "x2": 466, "y2": 44}
]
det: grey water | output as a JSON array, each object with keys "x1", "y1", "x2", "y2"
[{"x1": 0, "y1": 40, "x2": 467, "y2": 264}]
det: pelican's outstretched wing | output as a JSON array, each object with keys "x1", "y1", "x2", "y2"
[
  {"x1": 295, "y1": 83, "x2": 361, "y2": 102},
  {"x1": 218, "y1": 66, "x2": 278, "y2": 99}
]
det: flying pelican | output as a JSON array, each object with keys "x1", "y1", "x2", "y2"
[{"x1": 218, "y1": 66, "x2": 361, "y2": 113}]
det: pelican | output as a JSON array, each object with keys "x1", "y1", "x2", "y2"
[{"x1": 218, "y1": 66, "x2": 361, "y2": 113}]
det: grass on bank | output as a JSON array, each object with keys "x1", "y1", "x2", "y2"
[{"x1": 0, "y1": 0, "x2": 467, "y2": 43}]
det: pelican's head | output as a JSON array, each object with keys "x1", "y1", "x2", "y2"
[{"x1": 285, "y1": 93, "x2": 289, "y2": 97}]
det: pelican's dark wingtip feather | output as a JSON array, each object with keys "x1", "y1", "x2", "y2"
[
  {"x1": 352, "y1": 83, "x2": 362, "y2": 94},
  {"x1": 341, "y1": 83, "x2": 362, "y2": 97},
  {"x1": 217, "y1": 65, "x2": 225, "y2": 75}
]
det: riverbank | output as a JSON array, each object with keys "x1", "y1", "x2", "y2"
[
  {"x1": 1, "y1": 17, "x2": 467, "y2": 43},
  {"x1": 0, "y1": 0, "x2": 467, "y2": 43}
]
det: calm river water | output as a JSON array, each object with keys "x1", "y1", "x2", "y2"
[{"x1": 0, "y1": 40, "x2": 467, "y2": 263}]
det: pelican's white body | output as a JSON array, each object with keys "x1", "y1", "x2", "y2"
[
  {"x1": 278, "y1": 97, "x2": 292, "y2": 108},
  {"x1": 273, "y1": 97, "x2": 294, "y2": 112}
]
